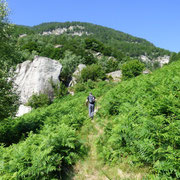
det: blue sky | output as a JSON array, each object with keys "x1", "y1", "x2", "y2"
[{"x1": 7, "y1": 0, "x2": 180, "y2": 52}]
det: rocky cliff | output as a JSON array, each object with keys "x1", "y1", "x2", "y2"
[
  {"x1": 140, "y1": 55, "x2": 170, "y2": 67},
  {"x1": 14, "y1": 56, "x2": 62, "y2": 116}
]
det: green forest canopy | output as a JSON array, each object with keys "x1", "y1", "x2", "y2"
[{"x1": 14, "y1": 21, "x2": 172, "y2": 59}]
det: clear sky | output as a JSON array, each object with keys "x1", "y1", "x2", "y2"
[{"x1": 7, "y1": 0, "x2": 180, "y2": 52}]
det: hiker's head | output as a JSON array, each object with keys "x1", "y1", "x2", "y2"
[{"x1": 89, "y1": 92, "x2": 92, "y2": 96}]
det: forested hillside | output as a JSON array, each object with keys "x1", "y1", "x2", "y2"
[
  {"x1": 14, "y1": 21, "x2": 171, "y2": 59},
  {"x1": 12, "y1": 21, "x2": 174, "y2": 80}
]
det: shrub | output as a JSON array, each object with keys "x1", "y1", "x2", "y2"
[
  {"x1": 60, "y1": 51, "x2": 84, "y2": 83},
  {"x1": 108, "y1": 100, "x2": 120, "y2": 115},
  {"x1": 0, "y1": 124, "x2": 85, "y2": 179},
  {"x1": 0, "y1": 88, "x2": 88, "y2": 146},
  {"x1": 98, "y1": 56, "x2": 119, "y2": 73},
  {"x1": 86, "y1": 79, "x2": 96, "y2": 89},
  {"x1": 27, "y1": 93, "x2": 51, "y2": 109},
  {"x1": 170, "y1": 52, "x2": 180, "y2": 63},
  {"x1": 74, "y1": 79, "x2": 96, "y2": 93},
  {"x1": 153, "y1": 61, "x2": 161, "y2": 69},
  {"x1": 82, "y1": 51, "x2": 96, "y2": 65},
  {"x1": 0, "y1": 70, "x2": 19, "y2": 121},
  {"x1": 51, "y1": 81, "x2": 68, "y2": 99},
  {"x1": 21, "y1": 41, "x2": 39, "y2": 52},
  {"x1": 0, "y1": 109, "x2": 50, "y2": 146},
  {"x1": 85, "y1": 38, "x2": 104, "y2": 52},
  {"x1": 80, "y1": 64, "x2": 106, "y2": 82},
  {"x1": 121, "y1": 59, "x2": 145, "y2": 80},
  {"x1": 74, "y1": 83, "x2": 86, "y2": 93}
]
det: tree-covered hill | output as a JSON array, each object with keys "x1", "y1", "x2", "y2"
[{"x1": 14, "y1": 21, "x2": 172, "y2": 59}]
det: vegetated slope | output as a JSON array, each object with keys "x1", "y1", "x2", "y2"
[
  {"x1": 0, "y1": 81, "x2": 115, "y2": 179},
  {"x1": 14, "y1": 24, "x2": 35, "y2": 36},
  {"x1": 96, "y1": 61, "x2": 180, "y2": 179},
  {"x1": 15, "y1": 25, "x2": 127, "y2": 71},
  {"x1": 1, "y1": 60, "x2": 180, "y2": 179},
  {"x1": 14, "y1": 21, "x2": 171, "y2": 59}
]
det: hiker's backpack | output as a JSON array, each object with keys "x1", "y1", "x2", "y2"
[{"x1": 88, "y1": 95, "x2": 95, "y2": 104}]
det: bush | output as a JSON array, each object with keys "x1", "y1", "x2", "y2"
[
  {"x1": 80, "y1": 64, "x2": 106, "y2": 82},
  {"x1": 74, "y1": 83, "x2": 86, "y2": 93},
  {"x1": 121, "y1": 59, "x2": 145, "y2": 80},
  {"x1": 0, "y1": 124, "x2": 85, "y2": 179},
  {"x1": 60, "y1": 51, "x2": 84, "y2": 83},
  {"x1": 98, "y1": 56, "x2": 119, "y2": 73},
  {"x1": 170, "y1": 52, "x2": 180, "y2": 63},
  {"x1": 27, "y1": 93, "x2": 51, "y2": 109},
  {"x1": 85, "y1": 38, "x2": 104, "y2": 52},
  {"x1": 74, "y1": 80, "x2": 96, "y2": 93},
  {"x1": 0, "y1": 88, "x2": 88, "y2": 146},
  {"x1": 82, "y1": 51, "x2": 96, "y2": 65},
  {"x1": 0, "y1": 113, "x2": 45, "y2": 146},
  {"x1": 108, "y1": 100, "x2": 120, "y2": 115},
  {"x1": 0, "y1": 70, "x2": 19, "y2": 121},
  {"x1": 51, "y1": 81, "x2": 68, "y2": 99},
  {"x1": 86, "y1": 79, "x2": 96, "y2": 89},
  {"x1": 21, "y1": 41, "x2": 39, "y2": 52}
]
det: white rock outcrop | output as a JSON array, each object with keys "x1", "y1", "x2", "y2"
[
  {"x1": 16, "y1": 105, "x2": 32, "y2": 117},
  {"x1": 42, "y1": 26, "x2": 91, "y2": 36},
  {"x1": 69, "y1": 64, "x2": 86, "y2": 87},
  {"x1": 107, "y1": 70, "x2": 122, "y2": 82},
  {"x1": 156, "y1": 55, "x2": 170, "y2": 67},
  {"x1": 14, "y1": 56, "x2": 62, "y2": 110},
  {"x1": 19, "y1": 34, "x2": 27, "y2": 38},
  {"x1": 140, "y1": 55, "x2": 151, "y2": 63},
  {"x1": 143, "y1": 69, "x2": 151, "y2": 74},
  {"x1": 140, "y1": 55, "x2": 170, "y2": 67}
]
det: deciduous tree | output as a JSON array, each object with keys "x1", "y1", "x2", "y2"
[{"x1": 0, "y1": 0, "x2": 19, "y2": 120}]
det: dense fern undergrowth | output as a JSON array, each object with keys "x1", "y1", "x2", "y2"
[
  {"x1": 96, "y1": 61, "x2": 180, "y2": 179},
  {"x1": 0, "y1": 81, "x2": 115, "y2": 179},
  {"x1": 0, "y1": 61, "x2": 180, "y2": 179}
]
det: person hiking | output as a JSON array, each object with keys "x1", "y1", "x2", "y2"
[{"x1": 86, "y1": 92, "x2": 96, "y2": 119}]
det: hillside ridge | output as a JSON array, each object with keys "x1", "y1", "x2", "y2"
[{"x1": 14, "y1": 21, "x2": 172, "y2": 60}]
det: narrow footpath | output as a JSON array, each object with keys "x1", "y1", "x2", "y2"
[
  {"x1": 72, "y1": 109, "x2": 110, "y2": 180},
  {"x1": 65, "y1": 101, "x2": 146, "y2": 180}
]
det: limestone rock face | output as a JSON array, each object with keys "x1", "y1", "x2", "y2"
[
  {"x1": 156, "y1": 55, "x2": 170, "y2": 67},
  {"x1": 14, "y1": 56, "x2": 62, "y2": 104},
  {"x1": 42, "y1": 26, "x2": 91, "y2": 36},
  {"x1": 140, "y1": 55, "x2": 151, "y2": 63},
  {"x1": 140, "y1": 55, "x2": 170, "y2": 67},
  {"x1": 16, "y1": 105, "x2": 32, "y2": 117},
  {"x1": 143, "y1": 69, "x2": 151, "y2": 74},
  {"x1": 69, "y1": 64, "x2": 86, "y2": 87},
  {"x1": 107, "y1": 70, "x2": 122, "y2": 82}
]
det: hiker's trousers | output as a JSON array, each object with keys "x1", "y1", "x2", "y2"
[{"x1": 89, "y1": 103, "x2": 95, "y2": 118}]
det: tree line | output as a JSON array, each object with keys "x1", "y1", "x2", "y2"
[{"x1": 14, "y1": 21, "x2": 172, "y2": 59}]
